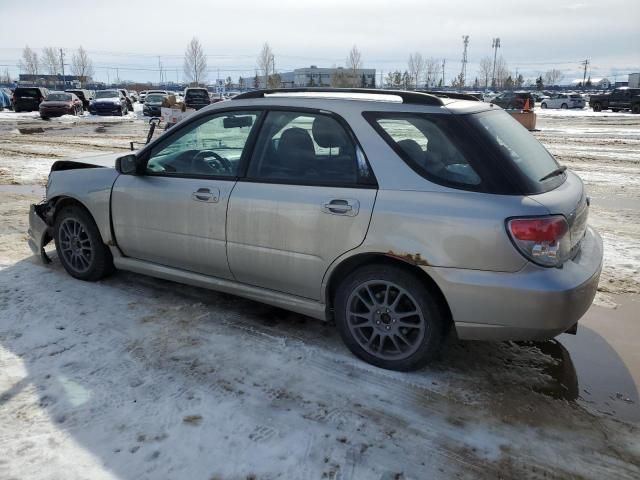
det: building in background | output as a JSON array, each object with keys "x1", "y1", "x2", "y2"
[
  {"x1": 293, "y1": 66, "x2": 376, "y2": 87},
  {"x1": 18, "y1": 74, "x2": 90, "y2": 89}
]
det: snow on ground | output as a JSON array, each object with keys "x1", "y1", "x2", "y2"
[{"x1": 0, "y1": 103, "x2": 639, "y2": 479}]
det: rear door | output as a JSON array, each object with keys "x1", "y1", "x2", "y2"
[
  {"x1": 227, "y1": 110, "x2": 377, "y2": 300},
  {"x1": 111, "y1": 109, "x2": 262, "y2": 278}
]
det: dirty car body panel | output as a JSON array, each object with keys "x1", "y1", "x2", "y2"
[{"x1": 29, "y1": 89, "x2": 604, "y2": 366}]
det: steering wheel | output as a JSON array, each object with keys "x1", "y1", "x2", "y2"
[{"x1": 190, "y1": 150, "x2": 232, "y2": 174}]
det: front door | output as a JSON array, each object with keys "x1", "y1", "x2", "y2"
[
  {"x1": 111, "y1": 110, "x2": 262, "y2": 278},
  {"x1": 227, "y1": 110, "x2": 377, "y2": 300}
]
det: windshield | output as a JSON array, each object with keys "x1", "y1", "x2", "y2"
[
  {"x1": 95, "y1": 90, "x2": 119, "y2": 99},
  {"x1": 146, "y1": 94, "x2": 165, "y2": 104},
  {"x1": 46, "y1": 93, "x2": 72, "y2": 101},
  {"x1": 469, "y1": 110, "x2": 564, "y2": 192},
  {"x1": 186, "y1": 89, "x2": 209, "y2": 100}
]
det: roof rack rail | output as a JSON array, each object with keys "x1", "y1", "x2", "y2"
[
  {"x1": 419, "y1": 90, "x2": 482, "y2": 102},
  {"x1": 232, "y1": 88, "x2": 445, "y2": 106}
]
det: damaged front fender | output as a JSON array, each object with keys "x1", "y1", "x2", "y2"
[{"x1": 28, "y1": 203, "x2": 53, "y2": 263}]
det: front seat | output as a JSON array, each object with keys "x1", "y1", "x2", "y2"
[{"x1": 272, "y1": 127, "x2": 316, "y2": 177}]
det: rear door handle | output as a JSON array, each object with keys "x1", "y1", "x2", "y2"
[
  {"x1": 191, "y1": 187, "x2": 220, "y2": 203},
  {"x1": 322, "y1": 199, "x2": 359, "y2": 216}
]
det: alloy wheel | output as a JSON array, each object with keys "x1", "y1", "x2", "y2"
[
  {"x1": 346, "y1": 280, "x2": 426, "y2": 360},
  {"x1": 59, "y1": 218, "x2": 93, "y2": 273}
]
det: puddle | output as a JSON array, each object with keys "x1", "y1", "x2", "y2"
[
  {"x1": 558, "y1": 295, "x2": 640, "y2": 423},
  {"x1": 529, "y1": 340, "x2": 579, "y2": 401},
  {"x1": 18, "y1": 127, "x2": 46, "y2": 135}
]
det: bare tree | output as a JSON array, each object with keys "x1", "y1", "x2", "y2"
[
  {"x1": 257, "y1": 42, "x2": 274, "y2": 88},
  {"x1": 19, "y1": 45, "x2": 39, "y2": 76},
  {"x1": 344, "y1": 45, "x2": 363, "y2": 87},
  {"x1": 544, "y1": 68, "x2": 564, "y2": 86},
  {"x1": 183, "y1": 37, "x2": 207, "y2": 86},
  {"x1": 407, "y1": 53, "x2": 426, "y2": 89},
  {"x1": 478, "y1": 56, "x2": 493, "y2": 89},
  {"x1": 42, "y1": 47, "x2": 62, "y2": 75},
  {"x1": 493, "y1": 56, "x2": 510, "y2": 89},
  {"x1": 71, "y1": 46, "x2": 94, "y2": 87},
  {"x1": 425, "y1": 57, "x2": 440, "y2": 88}
]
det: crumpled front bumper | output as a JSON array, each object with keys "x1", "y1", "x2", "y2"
[{"x1": 28, "y1": 204, "x2": 52, "y2": 263}]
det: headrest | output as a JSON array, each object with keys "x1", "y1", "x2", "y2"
[{"x1": 312, "y1": 116, "x2": 349, "y2": 148}]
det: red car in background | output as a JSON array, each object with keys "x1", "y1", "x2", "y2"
[{"x1": 39, "y1": 92, "x2": 84, "y2": 119}]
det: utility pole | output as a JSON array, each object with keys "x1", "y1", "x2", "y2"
[
  {"x1": 158, "y1": 56, "x2": 163, "y2": 86},
  {"x1": 441, "y1": 59, "x2": 446, "y2": 87},
  {"x1": 581, "y1": 59, "x2": 590, "y2": 89},
  {"x1": 59, "y1": 48, "x2": 65, "y2": 89},
  {"x1": 491, "y1": 37, "x2": 501, "y2": 89},
  {"x1": 460, "y1": 35, "x2": 469, "y2": 87}
]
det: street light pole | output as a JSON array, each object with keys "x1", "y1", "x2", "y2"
[
  {"x1": 59, "y1": 48, "x2": 65, "y2": 90},
  {"x1": 491, "y1": 38, "x2": 500, "y2": 89}
]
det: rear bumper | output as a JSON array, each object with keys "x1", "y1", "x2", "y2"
[
  {"x1": 427, "y1": 227, "x2": 603, "y2": 341},
  {"x1": 28, "y1": 204, "x2": 52, "y2": 263}
]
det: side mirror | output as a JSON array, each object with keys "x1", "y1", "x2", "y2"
[{"x1": 116, "y1": 154, "x2": 138, "y2": 174}]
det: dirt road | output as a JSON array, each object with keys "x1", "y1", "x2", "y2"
[{"x1": 1, "y1": 107, "x2": 638, "y2": 479}]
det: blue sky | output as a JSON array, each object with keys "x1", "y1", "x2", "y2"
[{"x1": 1, "y1": 0, "x2": 638, "y2": 85}]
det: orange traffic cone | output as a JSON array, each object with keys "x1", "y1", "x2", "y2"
[{"x1": 523, "y1": 98, "x2": 530, "y2": 112}]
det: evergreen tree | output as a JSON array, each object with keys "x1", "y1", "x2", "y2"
[{"x1": 535, "y1": 76, "x2": 544, "y2": 91}]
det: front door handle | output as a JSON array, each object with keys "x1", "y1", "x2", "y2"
[
  {"x1": 322, "y1": 199, "x2": 359, "y2": 216},
  {"x1": 191, "y1": 187, "x2": 220, "y2": 203}
]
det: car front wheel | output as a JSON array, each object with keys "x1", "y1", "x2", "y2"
[
  {"x1": 593, "y1": 102, "x2": 602, "y2": 112},
  {"x1": 541, "y1": 102, "x2": 547, "y2": 109},
  {"x1": 54, "y1": 205, "x2": 114, "y2": 281},
  {"x1": 334, "y1": 265, "x2": 444, "y2": 371}
]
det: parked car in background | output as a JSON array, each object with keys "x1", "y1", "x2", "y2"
[
  {"x1": 65, "y1": 89, "x2": 93, "y2": 110},
  {"x1": 129, "y1": 91, "x2": 138, "y2": 103},
  {"x1": 0, "y1": 88, "x2": 12, "y2": 110},
  {"x1": 28, "y1": 88, "x2": 602, "y2": 371},
  {"x1": 89, "y1": 89, "x2": 128, "y2": 116},
  {"x1": 184, "y1": 87, "x2": 211, "y2": 110},
  {"x1": 39, "y1": 92, "x2": 84, "y2": 119},
  {"x1": 12, "y1": 86, "x2": 49, "y2": 112},
  {"x1": 589, "y1": 88, "x2": 640, "y2": 113},
  {"x1": 119, "y1": 89, "x2": 134, "y2": 111},
  {"x1": 489, "y1": 91, "x2": 535, "y2": 110},
  {"x1": 139, "y1": 91, "x2": 148, "y2": 103},
  {"x1": 540, "y1": 93, "x2": 585, "y2": 109},
  {"x1": 142, "y1": 93, "x2": 176, "y2": 117}
]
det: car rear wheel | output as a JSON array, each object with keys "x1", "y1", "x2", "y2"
[
  {"x1": 632, "y1": 104, "x2": 640, "y2": 114},
  {"x1": 593, "y1": 102, "x2": 602, "y2": 112},
  {"x1": 334, "y1": 265, "x2": 444, "y2": 371},
  {"x1": 54, "y1": 205, "x2": 114, "y2": 281},
  {"x1": 561, "y1": 103, "x2": 568, "y2": 109},
  {"x1": 611, "y1": 108, "x2": 619, "y2": 112},
  {"x1": 541, "y1": 102, "x2": 547, "y2": 109}
]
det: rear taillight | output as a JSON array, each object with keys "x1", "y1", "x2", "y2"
[{"x1": 507, "y1": 215, "x2": 570, "y2": 267}]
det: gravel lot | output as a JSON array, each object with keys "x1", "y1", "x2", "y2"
[{"x1": 1, "y1": 105, "x2": 639, "y2": 479}]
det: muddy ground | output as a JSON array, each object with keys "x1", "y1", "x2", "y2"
[{"x1": 0, "y1": 106, "x2": 639, "y2": 479}]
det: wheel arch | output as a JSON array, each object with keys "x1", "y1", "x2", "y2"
[
  {"x1": 46, "y1": 195, "x2": 109, "y2": 246},
  {"x1": 324, "y1": 252, "x2": 454, "y2": 333}
]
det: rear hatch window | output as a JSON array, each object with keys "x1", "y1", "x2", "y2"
[
  {"x1": 15, "y1": 88, "x2": 40, "y2": 98},
  {"x1": 186, "y1": 89, "x2": 209, "y2": 102},
  {"x1": 467, "y1": 110, "x2": 565, "y2": 193}
]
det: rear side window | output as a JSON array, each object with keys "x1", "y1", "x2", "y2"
[{"x1": 365, "y1": 113, "x2": 481, "y2": 188}]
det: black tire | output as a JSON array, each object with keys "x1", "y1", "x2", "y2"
[
  {"x1": 334, "y1": 264, "x2": 444, "y2": 371},
  {"x1": 632, "y1": 104, "x2": 640, "y2": 114},
  {"x1": 593, "y1": 102, "x2": 602, "y2": 112},
  {"x1": 54, "y1": 205, "x2": 114, "y2": 281},
  {"x1": 611, "y1": 108, "x2": 619, "y2": 113},
  {"x1": 541, "y1": 102, "x2": 547, "y2": 109},
  {"x1": 561, "y1": 103, "x2": 568, "y2": 109}
]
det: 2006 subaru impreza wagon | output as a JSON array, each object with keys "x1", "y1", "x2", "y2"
[{"x1": 28, "y1": 88, "x2": 603, "y2": 371}]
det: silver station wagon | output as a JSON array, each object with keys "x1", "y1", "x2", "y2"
[{"x1": 28, "y1": 88, "x2": 603, "y2": 371}]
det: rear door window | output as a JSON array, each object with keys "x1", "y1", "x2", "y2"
[
  {"x1": 16, "y1": 88, "x2": 40, "y2": 98},
  {"x1": 247, "y1": 111, "x2": 374, "y2": 186}
]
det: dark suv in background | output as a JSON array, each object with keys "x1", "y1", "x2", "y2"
[
  {"x1": 589, "y1": 88, "x2": 640, "y2": 113},
  {"x1": 65, "y1": 89, "x2": 93, "y2": 110},
  {"x1": 184, "y1": 87, "x2": 211, "y2": 110},
  {"x1": 490, "y1": 91, "x2": 535, "y2": 110},
  {"x1": 12, "y1": 87, "x2": 49, "y2": 112}
]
